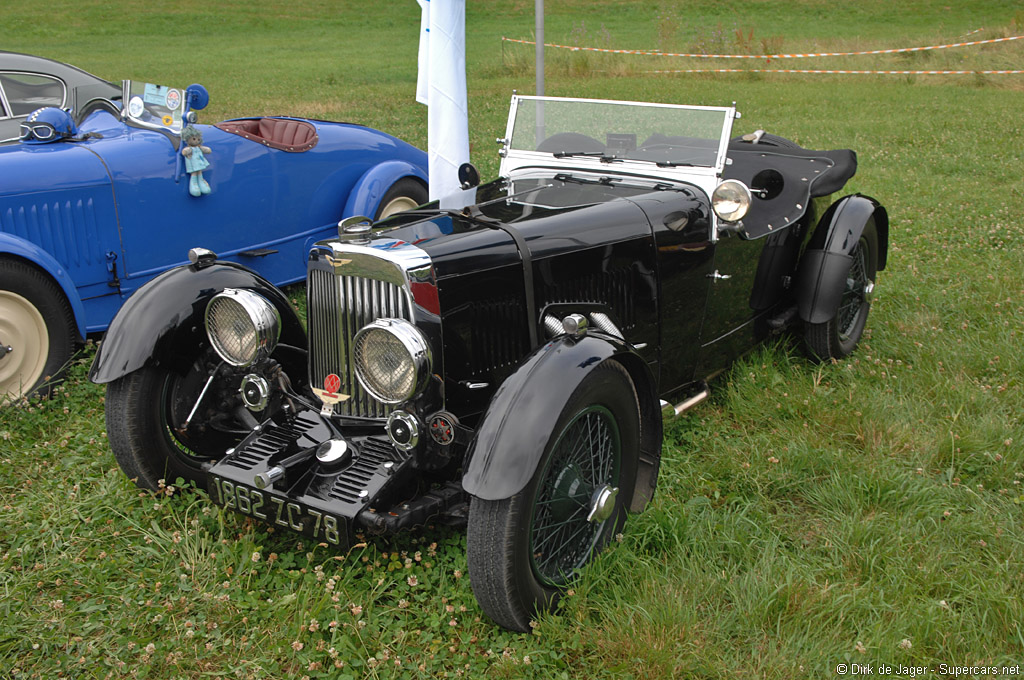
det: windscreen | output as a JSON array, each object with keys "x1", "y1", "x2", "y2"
[
  {"x1": 124, "y1": 81, "x2": 185, "y2": 133},
  {"x1": 509, "y1": 98, "x2": 731, "y2": 169}
]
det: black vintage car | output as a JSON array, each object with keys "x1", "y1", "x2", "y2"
[{"x1": 90, "y1": 95, "x2": 888, "y2": 632}]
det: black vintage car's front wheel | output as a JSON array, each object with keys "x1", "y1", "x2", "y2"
[
  {"x1": 105, "y1": 355, "x2": 241, "y2": 491},
  {"x1": 467, "y1": 360, "x2": 639, "y2": 632},
  {"x1": 804, "y1": 222, "x2": 879, "y2": 360}
]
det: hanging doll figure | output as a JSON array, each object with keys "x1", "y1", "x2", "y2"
[{"x1": 181, "y1": 125, "x2": 211, "y2": 196}]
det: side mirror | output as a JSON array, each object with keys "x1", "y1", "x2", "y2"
[
  {"x1": 458, "y1": 162, "x2": 480, "y2": 190},
  {"x1": 184, "y1": 84, "x2": 210, "y2": 112}
]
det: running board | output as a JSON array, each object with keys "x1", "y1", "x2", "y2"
[{"x1": 660, "y1": 384, "x2": 711, "y2": 419}]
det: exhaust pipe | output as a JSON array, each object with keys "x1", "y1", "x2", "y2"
[{"x1": 661, "y1": 384, "x2": 710, "y2": 419}]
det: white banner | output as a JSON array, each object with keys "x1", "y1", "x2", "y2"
[{"x1": 416, "y1": 0, "x2": 474, "y2": 207}]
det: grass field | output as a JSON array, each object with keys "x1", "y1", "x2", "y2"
[{"x1": 2, "y1": 1, "x2": 1023, "y2": 678}]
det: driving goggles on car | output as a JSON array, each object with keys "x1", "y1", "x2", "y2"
[{"x1": 19, "y1": 122, "x2": 63, "y2": 142}]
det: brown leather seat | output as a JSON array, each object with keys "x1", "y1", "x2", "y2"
[{"x1": 214, "y1": 118, "x2": 319, "y2": 152}]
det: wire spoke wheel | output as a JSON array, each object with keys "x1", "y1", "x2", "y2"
[
  {"x1": 159, "y1": 361, "x2": 229, "y2": 471},
  {"x1": 837, "y1": 239, "x2": 869, "y2": 342},
  {"x1": 467, "y1": 360, "x2": 640, "y2": 632},
  {"x1": 530, "y1": 405, "x2": 620, "y2": 586},
  {"x1": 803, "y1": 220, "x2": 879, "y2": 361},
  {"x1": 106, "y1": 351, "x2": 242, "y2": 491}
]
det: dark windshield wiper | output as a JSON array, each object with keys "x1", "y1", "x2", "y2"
[
  {"x1": 655, "y1": 160, "x2": 697, "y2": 168},
  {"x1": 554, "y1": 173, "x2": 620, "y2": 186},
  {"x1": 552, "y1": 151, "x2": 623, "y2": 163}
]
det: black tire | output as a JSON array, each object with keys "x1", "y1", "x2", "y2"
[
  {"x1": 0, "y1": 258, "x2": 76, "y2": 401},
  {"x1": 804, "y1": 222, "x2": 879, "y2": 361},
  {"x1": 467, "y1": 360, "x2": 640, "y2": 632},
  {"x1": 374, "y1": 178, "x2": 428, "y2": 220},
  {"x1": 106, "y1": 358, "x2": 239, "y2": 491}
]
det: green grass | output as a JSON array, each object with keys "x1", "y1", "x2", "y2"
[{"x1": 2, "y1": 1, "x2": 1024, "y2": 678}]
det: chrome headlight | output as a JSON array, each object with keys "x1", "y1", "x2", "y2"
[
  {"x1": 712, "y1": 179, "x2": 752, "y2": 223},
  {"x1": 352, "y1": 319, "x2": 431, "y2": 404},
  {"x1": 205, "y1": 289, "x2": 281, "y2": 366}
]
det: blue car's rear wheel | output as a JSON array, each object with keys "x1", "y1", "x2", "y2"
[
  {"x1": 375, "y1": 178, "x2": 428, "y2": 220},
  {"x1": 467, "y1": 360, "x2": 639, "y2": 632}
]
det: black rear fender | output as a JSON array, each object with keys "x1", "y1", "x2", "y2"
[
  {"x1": 89, "y1": 261, "x2": 306, "y2": 384},
  {"x1": 797, "y1": 194, "x2": 888, "y2": 325},
  {"x1": 461, "y1": 333, "x2": 662, "y2": 512}
]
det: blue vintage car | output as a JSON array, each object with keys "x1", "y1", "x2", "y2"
[{"x1": 0, "y1": 78, "x2": 428, "y2": 400}]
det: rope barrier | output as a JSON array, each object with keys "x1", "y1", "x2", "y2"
[
  {"x1": 647, "y1": 68, "x2": 1024, "y2": 75},
  {"x1": 501, "y1": 34, "x2": 1024, "y2": 60}
]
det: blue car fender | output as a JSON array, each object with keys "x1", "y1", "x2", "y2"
[
  {"x1": 797, "y1": 194, "x2": 889, "y2": 325},
  {"x1": 89, "y1": 260, "x2": 306, "y2": 384},
  {"x1": 343, "y1": 161, "x2": 428, "y2": 218},
  {"x1": 462, "y1": 333, "x2": 663, "y2": 512},
  {"x1": 0, "y1": 232, "x2": 87, "y2": 340}
]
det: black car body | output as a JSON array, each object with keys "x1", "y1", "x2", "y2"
[{"x1": 91, "y1": 95, "x2": 888, "y2": 631}]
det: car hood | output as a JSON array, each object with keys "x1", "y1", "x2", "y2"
[
  {"x1": 0, "y1": 141, "x2": 112, "y2": 196},
  {"x1": 376, "y1": 175, "x2": 672, "y2": 279}
]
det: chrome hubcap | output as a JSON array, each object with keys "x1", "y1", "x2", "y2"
[{"x1": 586, "y1": 484, "x2": 619, "y2": 523}]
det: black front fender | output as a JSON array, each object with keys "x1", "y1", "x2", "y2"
[
  {"x1": 462, "y1": 333, "x2": 659, "y2": 507},
  {"x1": 797, "y1": 194, "x2": 888, "y2": 325},
  {"x1": 89, "y1": 262, "x2": 306, "y2": 384}
]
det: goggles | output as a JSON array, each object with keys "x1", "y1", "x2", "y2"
[{"x1": 19, "y1": 123, "x2": 60, "y2": 141}]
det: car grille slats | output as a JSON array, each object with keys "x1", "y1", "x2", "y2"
[
  {"x1": 308, "y1": 262, "x2": 413, "y2": 419},
  {"x1": 222, "y1": 414, "x2": 319, "y2": 471},
  {"x1": 327, "y1": 437, "x2": 405, "y2": 504}
]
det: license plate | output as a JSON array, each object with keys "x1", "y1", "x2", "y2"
[{"x1": 209, "y1": 475, "x2": 345, "y2": 546}]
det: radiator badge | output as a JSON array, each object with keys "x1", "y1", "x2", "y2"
[
  {"x1": 324, "y1": 254, "x2": 352, "y2": 268},
  {"x1": 313, "y1": 373, "x2": 350, "y2": 407}
]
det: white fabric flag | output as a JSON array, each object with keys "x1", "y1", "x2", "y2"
[{"x1": 416, "y1": 0, "x2": 474, "y2": 207}]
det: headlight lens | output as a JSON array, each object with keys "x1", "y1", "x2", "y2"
[
  {"x1": 205, "y1": 289, "x2": 281, "y2": 366},
  {"x1": 353, "y1": 319, "x2": 431, "y2": 404},
  {"x1": 712, "y1": 179, "x2": 752, "y2": 223}
]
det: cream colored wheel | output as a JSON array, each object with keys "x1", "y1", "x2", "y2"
[
  {"x1": 0, "y1": 291, "x2": 50, "y2": 400},
  {"x1": 373, "y1": 178, "x2": 428, "y2": 220},
  {"x1": 0, "y1": 259, "x2": 76, "y2": 401},
  {"x1": 378, "y1": 195, "x2": 420, "y2": 218}
]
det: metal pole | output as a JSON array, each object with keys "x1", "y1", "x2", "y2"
[{"x1": 535, "y1": 0, "x2": 545, "y2": 145}]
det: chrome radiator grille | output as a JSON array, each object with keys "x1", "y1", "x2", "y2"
[{"x1": 307, "y1": 266, "x2": 413, "y2": 419}]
